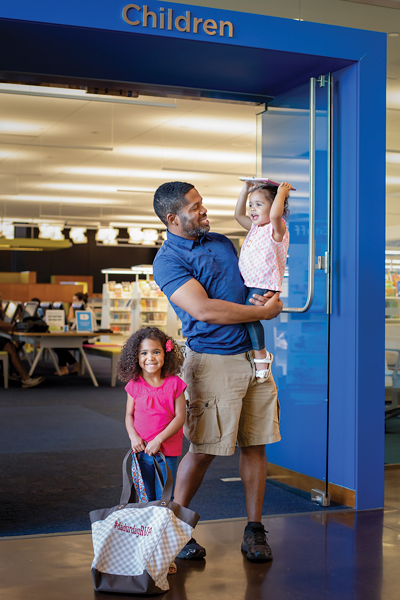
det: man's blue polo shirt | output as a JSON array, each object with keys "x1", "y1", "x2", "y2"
[{"x1": 153, "y1": 230, "x2": 252, "y2": 355}]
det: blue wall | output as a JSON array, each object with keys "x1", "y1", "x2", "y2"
[{"x1": 0, "y1": 2, "x2": 387, "y2": 509}]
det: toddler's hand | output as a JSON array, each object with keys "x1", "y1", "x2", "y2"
[
  {"x1": 130, "y1": 434, "x2": 146, "y2": 454},
  {"x1": 278, "y1": 182, "x2": 293, "y2": 196},
  {"x1": 145, "y1": 437, "x2": 162, "y2": 456}
]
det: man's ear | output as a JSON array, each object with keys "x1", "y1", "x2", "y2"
[{"x1": 166, "y1": 213, "x2": 179, "y2": 226}]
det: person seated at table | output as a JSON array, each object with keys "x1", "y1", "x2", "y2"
[
  {"x1": 54, "y1": 292, "x2": 95, "y2": 376},
  {"x1": 0, "y1": 293, "x2": 45, "y2": 388}
]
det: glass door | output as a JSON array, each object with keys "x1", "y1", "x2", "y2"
[{"x1": 258, "y1": 76, "x2": 332, "y2": 491}]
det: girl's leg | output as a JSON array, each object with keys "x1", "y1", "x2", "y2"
[
  {"x1": 155, "y1": 455, "x2": 178, "y2": 501},
  {"x1": 244, "y1": 288, "x2": 273, "y2": 380},
  {"x1": 137, "y1": 452, "x2": 157, "y2": 501}
]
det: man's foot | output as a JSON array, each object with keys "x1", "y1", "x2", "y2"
[
  {"x1": 22, "y1": 376, "x2": 45, "y2": 388},
  {"x1": 176, "y1": 538, "x2": 206, "y2": 560},
  {"x1": 241, "y1": 523, "x2": 273, "y2": 562}
]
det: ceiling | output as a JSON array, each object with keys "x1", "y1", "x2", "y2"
[
  {"x1": 0, "y1": 86, "x2": 258, "y2": 237},
  {"x1": 2, "y1": 0, "x2": 400, "y2": 243}
]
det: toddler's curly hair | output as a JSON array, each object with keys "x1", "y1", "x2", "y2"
[
  {"x1": 250, "y1": 184, "x2": 290, "y2": 219},
  {"x1": 116, "y1": 326, "x2": 184, "y2": 382}
]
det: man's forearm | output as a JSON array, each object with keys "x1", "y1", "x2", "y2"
[
  {"x1": 169, "y1": 278, "x2": 282, "y2": 325},
  {"x1": 195, "y1": 298, "x2": 280, "y2": 324}
]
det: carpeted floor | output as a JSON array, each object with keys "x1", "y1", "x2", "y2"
[{"x1": 1, "y1": 356, "x2": 349, "y2": 537}]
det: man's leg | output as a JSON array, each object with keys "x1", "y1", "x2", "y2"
[
  {"x1": 174, "y1": 452, "x2": 214, "y2": 560},
  {"x1": 239, "y1": 445, "x2": 267, "y2": 522},
  {"x1": 173, "y1": 451, "x2": 215, "y2": 507},
  {"x1": 238, "y1": 366, "x2": 280, "y2": 563}
]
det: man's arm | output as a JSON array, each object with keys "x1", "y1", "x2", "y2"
[{"x1": 170, "y1": 278, "x2": 282, "y2": 325}]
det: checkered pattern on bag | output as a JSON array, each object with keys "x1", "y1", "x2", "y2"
[
  {"x1": 147, "y1": 514, "x2": 193, "y2": 589},
  {"x1": 91, "y1": 506, "x2": 193, "y2": 591}
]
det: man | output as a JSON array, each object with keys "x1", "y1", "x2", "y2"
[{"x1": 152, "y1": 181, "x2": 282, "y2": 562}]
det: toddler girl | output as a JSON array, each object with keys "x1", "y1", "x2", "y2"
[
  {"x1": 235, "y1": 180, "x2": 291, "y2": 382},
  {"x1": 116, "y1": 326, "x2": 186, "y2": 502}
]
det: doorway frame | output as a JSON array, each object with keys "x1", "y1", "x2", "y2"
[{"x1": 0, "y1": 2, "x2": 387, "y2": 509}]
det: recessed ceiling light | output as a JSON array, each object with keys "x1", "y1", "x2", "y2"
[{"x1": 389, "y1": 32, "x2": 399, "y2": 37}]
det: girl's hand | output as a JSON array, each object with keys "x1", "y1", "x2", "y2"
[
  {"x1": 145, "y1": 436, "x2": 162, "y2": 456},
  {"x1": 130, "y1": 433, "x2": 146, "y2": 454},
  {"x1": 278, "y1": 182, "x2": 293, "y2": 196}
]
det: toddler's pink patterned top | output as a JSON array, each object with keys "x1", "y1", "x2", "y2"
[{"x1": 238, "y1": 221, "x2": 289, "y2": 291}]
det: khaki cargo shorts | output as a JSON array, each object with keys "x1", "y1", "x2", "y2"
[{"x1": 182, "y1": 348, "x2": 281, "y2": 456}]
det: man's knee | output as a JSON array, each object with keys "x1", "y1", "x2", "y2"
[
  {"x1": 240, "y1": 445, "x2": 266, "y2": 458},
  {"x1": 189, "y1": 451, "x2": 216, "y2": 468}
]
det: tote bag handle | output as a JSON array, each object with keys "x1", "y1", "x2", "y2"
[{"x1": 120, "y1": 449, "x2": 174, "y2": 506}]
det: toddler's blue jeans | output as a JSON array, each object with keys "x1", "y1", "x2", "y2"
[
  {"x1": 138, "y1": 452, "x2": 178, "y2": 501},
  {"x1": 244, "y1": 286, "x2": 274, "y2": 351}
]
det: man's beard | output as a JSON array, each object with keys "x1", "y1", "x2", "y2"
[{"x1": 179, "y1": 214, "x2": 210, "y2": 238}]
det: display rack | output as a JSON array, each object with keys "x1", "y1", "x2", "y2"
[
  {"x1": 130, "y1": 279, "x2": 169, "y2": 333},
  {"x1": 101, "y1": 279, "x2": 134, "y2": 336},
  {"x1": 100, "y1": 266, "x2": 184, "y2": 340},
  {"x1": 88, "y1": 298, "x2": 103, "y2": 328}
]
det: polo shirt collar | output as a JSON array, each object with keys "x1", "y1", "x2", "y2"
[{"x1": 166, "y1": 229, "x2": 212, "y2": 250}]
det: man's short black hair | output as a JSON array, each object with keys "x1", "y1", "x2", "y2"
[{"x1": 153, "y1": 181, "x2": 194, "y2": 226}]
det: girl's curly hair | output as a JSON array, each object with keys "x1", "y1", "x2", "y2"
[
  {"x1": 250, "y1": 184, "x2": 290, "y2": 219},
  {"x1": 116, "y1": 326, "x2": 184, "y2": 383}
]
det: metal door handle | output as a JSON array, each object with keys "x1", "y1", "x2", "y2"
[{"x1": 283, "y1": 77, "x2": 316, "y2": 313}]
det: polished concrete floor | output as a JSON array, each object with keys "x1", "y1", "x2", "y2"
[{"x1": 1, "y1": 470, "x2": 400, "y2": 600}]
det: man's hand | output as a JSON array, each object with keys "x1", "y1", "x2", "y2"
[
  {"x1": 250, "y1": 291, "x2": 283, "y2": 319},
  {"x1": 248, "y1": 290, "x2": 276, "y2": 306}
]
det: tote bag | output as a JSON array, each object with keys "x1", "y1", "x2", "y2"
[{"x1": 90, "y1": 450, "x2": 199, "y2": 595}]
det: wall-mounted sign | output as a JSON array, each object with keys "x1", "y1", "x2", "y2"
[{"x1": 122, "y1": 4, "x2": 234, "y2": 38}]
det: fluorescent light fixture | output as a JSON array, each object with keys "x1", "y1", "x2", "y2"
[
  {"x1": 142, "y1": 229, "x2": 159, "y2": 246},
  {"x1": 392, "y1": 260, "x2": 400, "y2": 264},
  {"x1": 0, "y1": 195, "x2": 118, "y2": 205},
  {"x1": 118, "y1": 146, "x2": 254, "y2": 164},
  {"x1": 0, "y1": 222, "x2": 14, "y2": 239},
  {"x1": 96, "y1": 227, "x2": 119, "y2": 245},
  {"x1": 101, "y1": 268, "x2": 135, "y2": 275},
  {"x1": 131, "y1": 265, "x2": 154, "y2": 275},
  {"x1": 38, "y1": 223, "x2": 65, "y2": 240},
  {"x1": 164, "y1": 117, "x2": 255, "y2": 135},
  {"x1": 69, "y1": 227, "x2": 88, "y2": 244},
  {"x1": 66, "y1": 167, "x2": 206, "y2": 179},
  {"x1": 0, "y1": 119, "x2": 45, "y2": 135},
  {"x1": 128, "y1": 227, "x2": 144, "y2": 244},
  {"x1": 386, "y1": 250, "x2": 400, "y2": 255}
]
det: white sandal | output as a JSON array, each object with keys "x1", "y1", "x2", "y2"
[{"x1": 254, "y1": 352, "x2": 274, "y2": 384}]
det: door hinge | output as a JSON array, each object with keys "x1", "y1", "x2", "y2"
[{"x1": 311, "y1": 489, "x2": 331, "y2": 506}]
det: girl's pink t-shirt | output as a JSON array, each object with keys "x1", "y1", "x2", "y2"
[{"x1": 125, "y1": 375, "x2": 186, "y2": 457}]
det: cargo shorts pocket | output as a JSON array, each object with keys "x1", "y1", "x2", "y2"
[{"x1": 184, "y1": 397, "x2": 221, "y2": 445}]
